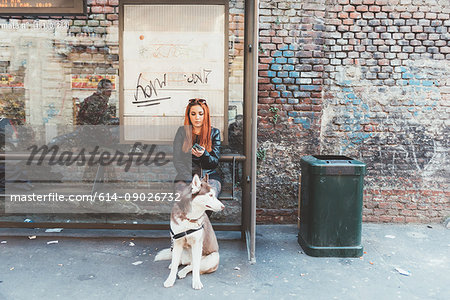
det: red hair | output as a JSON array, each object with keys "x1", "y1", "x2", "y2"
[{"x1": 182, "y1": 101, "x2": 212, "y2": 153}]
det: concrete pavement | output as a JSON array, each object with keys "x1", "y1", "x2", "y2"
[{"x1": 0, "y1": 223, "x2": 449, "y2": 299}]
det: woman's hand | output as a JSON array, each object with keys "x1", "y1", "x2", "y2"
[{"x1": 191, "y1": 147, "x2": 205, "y2": 157}]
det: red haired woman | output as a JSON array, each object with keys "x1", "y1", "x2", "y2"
[{"x1": 173, "y1": 98, "x2": 222, "y2": 199}]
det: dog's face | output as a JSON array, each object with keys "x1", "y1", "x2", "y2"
[{"x1": 191, "y1": 174, "x2": 224, "y2": 212}]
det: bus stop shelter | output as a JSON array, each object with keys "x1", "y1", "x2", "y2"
[{"x1": 0, "y1": 0, "x2": 259, "y2": 262}]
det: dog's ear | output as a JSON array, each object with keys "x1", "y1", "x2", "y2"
[
  {"x1": 192, "y1": 174, "x2": 201, "y2": 194},
  {"x1": 202, "y1": 173, "x2": 209, "y2": 183}
]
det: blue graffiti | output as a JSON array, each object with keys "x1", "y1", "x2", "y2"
[
  {"x1": 336, "y1": 81, "x2": 372, "y2": 152},
  {"x1": 43, "y1": 103, "x2": 59, "y2": 124},
  {"x1": 397, "y1": 67, "x2": 439, "y2": 116}
]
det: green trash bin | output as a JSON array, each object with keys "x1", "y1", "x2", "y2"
[{"x1": 298, "y1": 155, "x2": 366, "y2": 257}]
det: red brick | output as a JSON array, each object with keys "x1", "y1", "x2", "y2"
[
  {"x1": 356, "y1": 5, "x2": 369, "y2": 12},
  {"x1": 258, "y1": 98, "x2": 275, "y2": 104},
  {"x1": 393, "y1": 203, "x2": 404, "y2": 209},
  {"x1": 343, "y1": 5, "x2": 356, "y2": 12},
  {"x1": 364, "y1": 125, "x2": 376, "y2": 131},
  {"x1": 378, "y1": 202, "x2": 390, "y2": 208},
  {"x1": 282, "y1": 105, "x2": 293, "y2": 111},
  {"x1": 261, "y1": 43, "x2": 276, "y2": 50},
  {"x1": 343, "y1": 58, "x2": 355, "y2": 64},
  {"x1": 363, "y1": 12, "x2": 374, "y2": 18},
  {"x1": 343, "y1": 19, "x2": 355, "y2": 25},
  {"x1": 393, "y1": 216, "x2": 406, "y2": 223},
  {"x1": 260, "y1": 83, "x2": 275, "y2": 90},
  {"x1": 400, "y1": 210, "x2": 415, "y2": 216},
  {"x1": 298, "y1": 51, "x2": 313, "y2": 58},
  {"x1": 369, "y1": 6, "x2": 381, "y2": 12},
  {"x1": 363, "y1": 216, "x2": 380, "y2": 222},
  {"x1": 103, "y1": 6, "x2": 114, "y2": 13},
  {"x1": 313, "y1": 65, "x2": 324, "y2": 72},
  {"x1": 405, "y1": 204, "x2": 418, "y2": 209},
  {"x1": 400, "y1": 12, "x2": 412, "y2": 18},
  {"x1": 328, "y1": 6, "x2": 342, "y2": 13},
  {"x1": 380, "y1": 215, "x2": 393, "y2": 222},
  {"x1": 260, "y1": 30, "x2": 275, "y2": 36},
  {"x1": 329, "y1": 19, "x2": 343, "y2": 25},
  {"x1": 405, "y1": 217, "x2": 421, "y2": 223},
  {"x1": 90, "y1": 5, "x2": 103, "y2": 13},
  {"x1": 294, "y1": 104, "x2": 312, "y2": 111},
  {"x1": 260, "y1": 57, "x2": 274, "y2": 64},
  {"x1": 363, "y1": 0, "x2": 375, "y2": 3},
  {"x1": 108, "y1": 0, "x2": 119, "y2": 5},
  {"x1": 350, "y1": 12, "x2": 361, "y2": 19},
  {"x1": 271, "y1": 37, "x2": 283, "y2": 43},
  {"x1": 338, "y1": 12, "x2": 349, "y2": 18}
]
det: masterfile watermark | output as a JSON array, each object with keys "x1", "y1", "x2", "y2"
[
  {"x1": 26, "y1": 142, "x2": 170, "y2": 172},
  {"x1": 3, "y1": 124, "x2": 191, "y2": 214}
]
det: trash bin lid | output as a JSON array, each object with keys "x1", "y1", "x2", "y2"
[{"x1": 301, "y1": 155, "x2": 366, "y2": 175}]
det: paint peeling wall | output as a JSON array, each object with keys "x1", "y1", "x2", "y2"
[{"x1": 322, "y1": 60, "x2": 449, "y2": 222}]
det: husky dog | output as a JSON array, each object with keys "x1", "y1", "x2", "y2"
[{"x1": 154, "y1": 174, "x2": 225, "y2": 290}]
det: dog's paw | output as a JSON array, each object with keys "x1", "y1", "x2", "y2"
[
  {"x1": 178, "y1": 265, "x2": 192, "y2": 279},
  {"x1": 163, "y1": 277, "x2": 175, "y2": 288},
  {"x1": 192, "y1": 279, "x2": 203, "y2": 290}
]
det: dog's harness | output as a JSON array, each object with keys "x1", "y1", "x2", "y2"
[
  {"x1": 170, "y1": 225, "x2": 204, "y2": 240},
  {"x1": 170, "y1": 224, "x2": 204, "y2": 251}
]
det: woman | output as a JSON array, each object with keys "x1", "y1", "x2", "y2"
[{"x1": 173, "y1": 98, "x2": 222, "y2": 198}]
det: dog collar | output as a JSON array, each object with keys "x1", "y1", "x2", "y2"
[
  {"x1": 170, "y1": 225, "x2": 204, "y2": 240},
  {"x1": 187, "y1": 217, "x2": 202, "y2": 223}
]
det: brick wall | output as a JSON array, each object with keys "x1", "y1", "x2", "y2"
[
  {"x1": 257, "y1": 0, "x2": 325, "y2": 216},
  {"x1": 257, "y1": 0, "x2": 449, "y2": 223}
]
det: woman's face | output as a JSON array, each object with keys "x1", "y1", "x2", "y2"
[{"x1": 189, "y1": 104, "x2": 205, "y2": 129}]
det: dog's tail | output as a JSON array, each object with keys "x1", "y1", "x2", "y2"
[{"x1": 154, "y1": 248, "x2": 172, "y2": 261}]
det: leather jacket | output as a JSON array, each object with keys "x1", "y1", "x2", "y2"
[{"x1": 173, "y1": 126, "x2": 221, "y2": 183}]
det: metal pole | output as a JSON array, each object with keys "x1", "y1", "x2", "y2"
[
  {"x1": 244, "y1": 0, "x2": 258, "y2": 264},
  {"x1": 249, "y1": 0, "x2": 258, "y2": 265}
]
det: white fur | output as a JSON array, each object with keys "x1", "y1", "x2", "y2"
[{"x1": 156, "y1": 174, "x2": 224, "y2": 290}]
